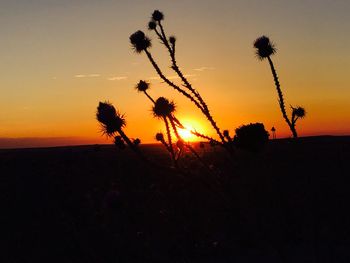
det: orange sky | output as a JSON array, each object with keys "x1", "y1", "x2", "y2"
[{"x1": 1, "y1": 1, "x2": 349, "y2": 148}]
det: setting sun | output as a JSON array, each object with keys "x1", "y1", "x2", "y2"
[{"x1": 176, "y1": 119, "x2": 204, "y2": 142}]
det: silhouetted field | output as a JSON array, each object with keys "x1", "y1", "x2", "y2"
[{"x1": 1, "y1": 136, "x2": 350, "y2": 262}]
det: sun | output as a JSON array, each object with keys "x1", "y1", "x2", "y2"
[
  {"x1": 178, "y1": 127, "x2": 193, "y2": 141},
  {"x1": 176, "y1": 119, "x2": 204, "y2": 142}
]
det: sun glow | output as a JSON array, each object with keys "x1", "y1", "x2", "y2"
[{"x1": 176, "y1": 120, "x2": 204, "y2": 142}]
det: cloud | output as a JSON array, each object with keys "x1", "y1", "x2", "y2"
[
  {"x1": 74, "y1": 74, "x2": 101, "y2": 78},
  {"x1": 149, "y1": 74, "x2": 197, "y2": 80},
  {"x1": 193, "y1": 66, "x2": 215, "y2": 72},
  {"x1": 107, "y1": 76, "x2": 128, "y2": 81}
]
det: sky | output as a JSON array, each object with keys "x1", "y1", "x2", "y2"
[{"x1": 0, "y1": 0, "x2": 349, "y2": 148}]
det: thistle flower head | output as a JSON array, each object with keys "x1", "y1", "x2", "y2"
[
  {"x1": 169, "y1": 36, "x2": 176, "y2": 45},
  {"x1": 96, "y1": 101, "x2": 126, "y2": 137},
  {"x1": 135, "y1": 80, "x2": 150, "y2": 92},
  {"x1": 253, "y1": 36, "x2": 276, "y2": 60},
  {"x1": 155, "y1": 132, "x2": 164, "y2": 141},
  {"x1": 292, "y1": 106, "x2": 306, "y2": 119},
  {"x1": 152, "y1": 10, "x2": 164, "y2": 21},
  {"x1": 148, "y1": 20, "x2": 157, "y2": 30},
  {"x1": 133, "y1": 138, "x2": 141, "y2": 146},
  {"x1": 129, "y1": 30, "x2": 151, "y2": 53},
  {"x1": 223, "y1": 130, "x2": 229, "y2": 137},
  {"x1": 152, "y1": 97, "x2": 175, "y2": 118}
]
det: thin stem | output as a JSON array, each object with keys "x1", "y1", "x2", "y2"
[
  {"x1": 143, "y1": 90, "x2": 155, "y2": 103},
  {"x1": 144, "y1": 50, "x2": 205, "y2": 112},
  {"x1": 267, "y1": 56, "x2": 298, "y2": 138},
  {"x1": 144, "y1": 49, "x2": 226, "y2": 144},
  {"x1": 163, "y1": 116, "x2": 177, "y2": 166},
  {"x1": 117, "y1": 129, "x2": 147, "y2": 161}
]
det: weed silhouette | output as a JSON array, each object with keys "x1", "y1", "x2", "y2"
[
  {"x1": 254, "y1": 36, "x2": 306, "y2": 138},
  {"x1": 130, "y1": 10, "x2": 229, "y2": 147}
]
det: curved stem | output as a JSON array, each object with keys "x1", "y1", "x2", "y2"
[
  {"x1": 144, "y1": 49, "x2": 226, "y2": 144},
  {"x1": 117, "y1": 129, "x2": 146, "y2": 161},
  {"x1": 144, "y1": 50, "x2": 204, "y2": 112},
  {"x1": 267, "y1": 56, "x2": 298, "y2": 138},
  {"x1": 143, "y1": 90, "x2": 155, "y2": 104}
]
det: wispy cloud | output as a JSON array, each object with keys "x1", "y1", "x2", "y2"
[
  {"x1": 149, "y1": 74, "x2": 197, "y2": 80},
  {"x1": 107, "y1": 76, "x2": 128, "y2": 81},
  {"x1": 74, "y1": 74, "x2": 101, "y2": 78},
  {"x1": 193, "y1": 66, "x2": 215, "y2": 72}
]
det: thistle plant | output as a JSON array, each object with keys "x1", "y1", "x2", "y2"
[
  {"x1": 254, "y1": 36, "x2": 306, "y2": 138},
  {"x1": 130, "y1": 10, "x2": 228, "y2": 148},
  {"x1": 96, "y1": 101, "x2": 144, "y2": 158}
]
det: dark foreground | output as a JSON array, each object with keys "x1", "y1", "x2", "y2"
[{"x1": 1, "y1": 136, "x2": 350, "y2": 262}]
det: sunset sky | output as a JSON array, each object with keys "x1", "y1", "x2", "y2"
[{"x1": 1, "y1": 0, "x2": 349, "y2": 148}]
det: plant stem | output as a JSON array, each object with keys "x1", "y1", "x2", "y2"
[
  {"x1": 163, "y1": 116, "x2": 177, "y2": 167},
  {"x1": 117, "y1": 129, "x2": 147, "y2": 161},
  {"x1": 267, "y1": 56, "x2": 298, "y2": 138},
  {"x1": 144, "y1": 49, "x2": 226, "y2": 145}
]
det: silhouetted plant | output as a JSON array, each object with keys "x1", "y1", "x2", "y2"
[
  {"x1": 130, "y1": 10, "x2": 228, "y2": 148},
  {"x1": 233, "y1": 123, "x2": 269, "y2": 152},
  {"x1": 271, "y1": 126, "x2": 276, "y2": 139},
  {"x1": 96, "y1": 102, "x2": 144, "y2": 158},
  {"x1": 134, "y1": 80, "x2": 219, "y2": 164},
  {"x1": 254, "y1": 36, "x2": 306, "y2": 138},
  {"x1": 114, "y1": 136, "x2": 126, "y2": 149}
]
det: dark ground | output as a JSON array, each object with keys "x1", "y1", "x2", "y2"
[{"x1": 1, "y1": 136, "x2": 350, "y2": 262}]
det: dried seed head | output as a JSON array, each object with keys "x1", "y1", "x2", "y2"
[
  {"x1": 130, "y1": 30, "x2": 151, "y2": 53},
  {"x1": 155, "y1": 132, "x2": 164, "y2": 141},
  {"x1": 135, "y1": 80, "x2": 150, "y2": 92},
  {"x1": 148, "y1": 20, "x2": 157, "y2": 30},
  {"x1": 97, "y1": 101, "x2": 126, "y2": 137},
  {"x1": 152, "y1": 10, "x2": 164, "y2": 21},
  {"x1": 292, "y1": 106, "x2": 306, "y2": 118},
  {"x1": 152, "y1": 97, "x2": 175, "y2": 118},
  {"x1": 133, "y1": 138, "x2": 141, "y2": 146},
  {"x1": 169, "y1": 36, "x2": 176, "y2": 45},
  {"x1": 223, "y1": 130, "x2": 229, "y2": 137},
  {"x1": 253, "y1": 36, "x2": 276, "y2": 60}
]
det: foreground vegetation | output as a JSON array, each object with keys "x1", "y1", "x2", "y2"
[{"x1": 2, "y1": 136, "x2": 349, "y2": 262}]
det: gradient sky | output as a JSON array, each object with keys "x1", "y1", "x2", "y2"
[{"x1": 1, "y1": 0, "x2": 349, "y2": 148}]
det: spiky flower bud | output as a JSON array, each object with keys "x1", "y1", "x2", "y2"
[
  {"x1": 152, "y1": 10, "x2": 164, "y2": 21},
  {"x1": 135, "y1": 80, "x2": 150, "y2": 92},
  {"x1": 292, "y1": 106, "x2": 306, "y2": 119},
  {"x1": 253, "y1": 36, "x2": 276, "y2": 60},
  {"x1": 96, "y1": 102, "x2": 126, "y2": 136},
  {"x1": 152, "y1": 97, "x2": 175, "y2": 118},
  {"x1": 223, "y1": 130, "x2": 229, "y2": 137},
  {"x1": 155, "y1": 132, "x2": 164, "y2": 141},
  {"x1": 169, "y1": 36, "x2": 176, "y2": 45},
  {"x1": 133, "y1": 138, "x2": 141, "y2": 146},
  {"x1": 130, "y1": 30, "x2": 151, "y2": 53},
  {"x1": 148, "y1": 20, "x2": 157, "y2": 30}
]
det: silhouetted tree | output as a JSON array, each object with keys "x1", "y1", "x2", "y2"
[{"x1": 254, "y1": 36, "x2": 306, "y2": 138}]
